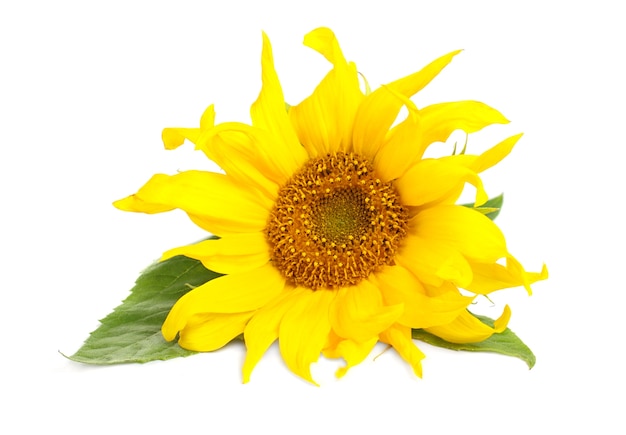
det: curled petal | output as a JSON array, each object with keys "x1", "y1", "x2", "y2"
[
  {"x1": 303, "y1": 26, "x2": 347, "y2": 65},
  {"x1": 425, "y1": 305, "x2": 512, "y2": 344},
  {"x1": 373, "y1": 266, "x2": 473, "y2": 329},
  {"x1": 178, "y1": 311, "x2": 253, "y2": 351},
  {"x1": 420, "y1": 100, "x2": 509, "y2": 146},
  {"x1": 323, "y1": 334, "x2": 378, "y2": 379},
  {"x1": 398, "y1": 234, "x2": 473, "y2": 288},
  {"x1": 467, "y1": 256, "x2": 549, "y2": 295},
  {"x1": 380, "y1": 324, "x2": 425, "y2": 378},
  {"x1": 330, "y1": 280, "x2": 403, "y2": 343},
  {"x1": 161, "y1": 233, "x2": 270, "y2": 275},
  {"x1": 162, "y1": 104, "x2": 215, "y2": 150}
]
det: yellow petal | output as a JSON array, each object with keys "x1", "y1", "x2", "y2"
[
  {"x1": 289, "y1": 27, "x2": 363, "y2": 156},
  {"x1": 113, "y1": 195, "x2": 174, "y2": 214},
  {"x1": 162, "y1": 104, "x2": 215, "y2": 150},
  {"x1": 471, "y1": 133, "x2": 522, "y2": 173},
  {"x1": 178, "y1": 311, "x2": 253, "y2": 351},
  {"x1": 352, "y1": 86, "x2": 405, "y2": 158},
  {"x1": 467, "y1": 256, "x2": 548, "y2": 296},
  {"x1": 425, "y1": 306, "x2": 511, "y2": 343},
  {"x1": 398, "y1": 234, "x2": 473, "y2": 288},
  {"x1": 395, "y1": 158, "x2": 488, "y2": 207},
  {"x1": 373, "y1": 265, "x2": 473, "y2": 329},
  {"x1": 242, "y1": 288, "x2": 294, "y2": 383},
  {"x1": 389, "y1": 50, "x2": 462, "y2": 97},
  {"x1": 114, "y1": 171, "x2": 270, "y2": 236},
  {"x1": 371, "y1": 88, "x2": 424, "y2": 182},
  {"x1": 330, "y1": 280, "x2": 403, "y2": 343},
  {"x1": 250, "y1": 33, "x2": 308, "y2": 173},
  {"x1": 201, "y1": 123, "x2": 284, "y2": 199},
  {"x1": 322, "y1": 335, "x2": 378, "y2": 379},
  {"x1": 413, "y1": 205, "x2": 507, "y2": 262},
  {"x1": 278, "y1": 287, "x2": 335, "y2": 385},
  {"x1": 161, "y1": 232, "x2": 270, "y2": 275},
  {"x1": 443, "y1": 133, "x2": 523, "y2": 174},
  {"x1": 379, "y1": 324, "x2": 425, "y2": 378},
  {"x1": 420, "y1": 100, "x2": 509, "y2": 146},
  {"x1": 352, "y1": 50, "x2": 461, "y2": 159},
  {"x1": 162, "y1": 264, "x2": 285, "y2": 341},
  {"x1": 303, "y1": 27, "x2": 347, "y2": 65}
]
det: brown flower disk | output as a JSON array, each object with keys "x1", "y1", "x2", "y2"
[{"x1": 266, "y1": 152, "x2": 409, "y2": 289}]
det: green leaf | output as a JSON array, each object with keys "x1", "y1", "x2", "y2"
[
  {"x1": 67, "y1": 256, "x2": 221, "y2": 365},
  {"x1": 462, "y1": 193, "x2": 503, "y2": 220},
  {"x1": 411, "y1": 313, "x2": 536, "y2": 369}
]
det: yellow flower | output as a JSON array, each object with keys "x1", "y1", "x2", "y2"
[{"x1": 114, "y1": 28, "x2": 547, "y2": 384}]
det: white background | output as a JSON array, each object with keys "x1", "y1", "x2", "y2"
[{"x1": 2, "y1": 1, "x2": 624, "y2": 433}]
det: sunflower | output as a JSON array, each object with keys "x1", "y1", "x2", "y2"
[{"x1": 114, "y1": 27, "x2": 547, "y2": 384}]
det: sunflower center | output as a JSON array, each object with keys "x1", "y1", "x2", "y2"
[
  {"x1": 310, "y1": 188, "x2": 369, "y2": 244},
  {"x1": 266, "y1": 152, "x2": 408, "y2": 290}
]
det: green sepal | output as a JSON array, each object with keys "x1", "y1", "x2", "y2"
[
  {"x1": 463, "y1": 193, "x2": 503, "y2": 220},
  {"x1": 411, "y1": 313, "x2": 536, "y2": 369},
  {"x1": 67, "y1": 256, "x2": 220, "y2": 365}
]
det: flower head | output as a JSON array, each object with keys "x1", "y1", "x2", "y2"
[{"x1": 114, "y1": 28, "x2": 547, "y2": 383}]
